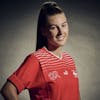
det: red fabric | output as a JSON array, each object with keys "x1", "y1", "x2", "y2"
[
  {"x1": 8, "y1": 54, "x2": 44, "y2": 93},
  {"x1": 8, "y1": 47, "x2": 80, "y2": 100}
]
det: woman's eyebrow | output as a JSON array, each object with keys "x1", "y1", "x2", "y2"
[
  {"x1": 62, "y1": 21, "x2": 67, "y2": 24},
  {"x1": 47, "y1": 21, "x2": 67, "y2": 27},
  {"x1": 47, "y1": 24, "x2": 57, "y2": 27}
]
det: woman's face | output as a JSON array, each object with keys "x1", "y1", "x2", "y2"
[{"x1": 44, "y1": 13, "x2": 69, "y2": 48}]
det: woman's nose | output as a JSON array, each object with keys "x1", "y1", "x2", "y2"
[{"x1": 57, "y1": 27, "x2": 63, "y2": 35}]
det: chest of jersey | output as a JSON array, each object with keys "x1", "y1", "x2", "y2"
[{"x1": 33, "y1": 48, "x2": 80, "y2": 100}]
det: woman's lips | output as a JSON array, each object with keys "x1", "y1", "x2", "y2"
[{"x1": 56, "y1": 35, "x2": 65, "y2": 41}]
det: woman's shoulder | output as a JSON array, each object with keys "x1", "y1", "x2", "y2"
[
  {"x1": 63, "y1": 52, "x2": 73, "y2": 59},
  {"x1": 62, "y1": 52, "x2": 76, "y2": 64},
  {"x1": 23, "y1": 51, "x2": 41, "y2": 64},
  {"x1": 26, "y1": 48, "x2": 45, "y2": 61}
]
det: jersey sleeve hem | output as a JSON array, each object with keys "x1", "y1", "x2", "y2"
[{"x1": 7, "y1": 74, "x2": 25, "y2": 93}]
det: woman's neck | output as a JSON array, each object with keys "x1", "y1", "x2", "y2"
[{"x1": 46, "y1": 45, "x2": 63, "y2": 58}]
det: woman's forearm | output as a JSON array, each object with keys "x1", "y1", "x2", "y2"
[{"x1": 1, "y1": 81, "x2": 18, "y2": 100}]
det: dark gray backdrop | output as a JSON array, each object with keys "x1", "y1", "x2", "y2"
[{"x1": 0, "y1": 0, "x2": 100, "y2": 100}]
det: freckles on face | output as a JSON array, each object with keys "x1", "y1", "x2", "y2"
[{"x1": 45, "y1": 13, "x2": 69, "y2": 47}]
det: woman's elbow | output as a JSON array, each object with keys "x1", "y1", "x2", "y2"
[{"x1": 0, "y1": 81, "x2": 18, "y2": 99}]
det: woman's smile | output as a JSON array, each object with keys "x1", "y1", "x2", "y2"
[
  {"x1": 56, "y1": 35, "x2": 65, "y2": 41},
  {"x1": 44, "y1": 13, "x2": 69, "y2": 48}
]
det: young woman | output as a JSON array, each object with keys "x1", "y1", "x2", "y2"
[{"x1": 1, "y1": 1, "x2": 80, "y2": 100}]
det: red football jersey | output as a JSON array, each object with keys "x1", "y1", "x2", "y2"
[{"x1": 8, "y1": 47, "x2": 80, "y2": 100}]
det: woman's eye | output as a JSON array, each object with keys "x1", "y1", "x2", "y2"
[
  {"x1": 50, "y1": 26, "x2": 56, "y2": 30},
  {"x1": 62, "y1": 23, "x2": 67, "y2": 27},
  {"x1": 50, "y1": 27, "x2": 56, "y2": 30}
]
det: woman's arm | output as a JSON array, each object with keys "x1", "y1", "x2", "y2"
[{"x1": 1, "y1": 81, "x2": 18, "y2": 100}]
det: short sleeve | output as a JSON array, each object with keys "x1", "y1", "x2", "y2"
[{"x1": 8, "y1": 54, "x2": 40, "y2": 93}]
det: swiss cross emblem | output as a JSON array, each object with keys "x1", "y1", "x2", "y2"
[{"x1": 48, "y1": 71, "x2": 60, "y2": 81}]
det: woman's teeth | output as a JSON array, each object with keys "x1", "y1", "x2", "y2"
[{"x1": 57, "y1": 36, "x2": 64, "y2": 41}]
